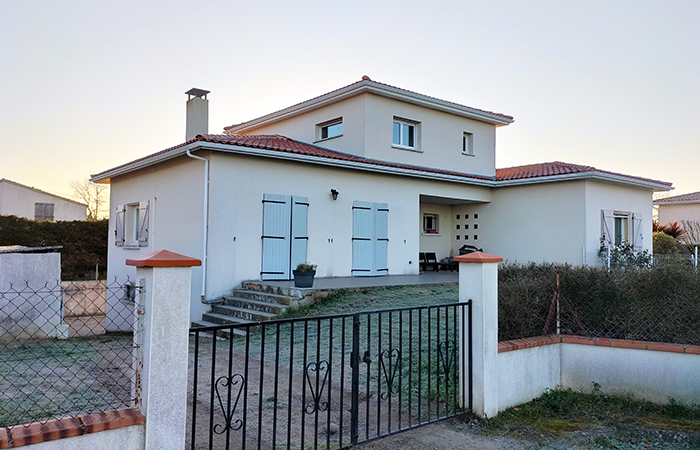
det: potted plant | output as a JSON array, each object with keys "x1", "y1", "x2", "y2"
[{"x1": 293, "y1": 262, "x2": 317, "y2": 288}]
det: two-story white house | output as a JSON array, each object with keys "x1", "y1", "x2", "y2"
[{"x1": 92, "y1": 78, "x2": 672, "y2": 322}]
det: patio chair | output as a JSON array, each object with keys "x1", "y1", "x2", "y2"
[
  {"x1": 419, "y1": 252, "x2": 427, "y2": 272},
  {"x1": 458, "y1": 244, "x2": 483, "y2": 255},
  {"x1": 425, "y1": 252, "x2": 439, "y2": 271}
]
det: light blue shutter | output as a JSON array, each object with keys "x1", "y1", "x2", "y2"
[
  {"x1": 115, "y1": 205, "x2": 126, "y2": 247},
  {"x1": 262, "y1": 194, "x2": 292, "y2": 280},
  {"x1": 138, "y1": 201, "x2": 149, "y2": 246},
  {"x1": 375, "y1": 203, "x2": 389, "y2": 274},
  {"x1": 290, "y1": 196, "x2": 309, "y2": 271},
  {"x1": 352, "y1": 201, "x2": 374, "y2": 276}
]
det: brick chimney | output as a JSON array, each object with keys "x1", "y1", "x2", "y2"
[{"x1": 185, "y1": 88, "x2": 210, "y2": 141}]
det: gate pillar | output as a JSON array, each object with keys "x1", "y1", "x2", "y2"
[
  {"x1": 455, "y1": 251, "x2": 502, "y2": 418},
  {"x1": 126, "y1": 249, "x2": 201, "y2": 450}
]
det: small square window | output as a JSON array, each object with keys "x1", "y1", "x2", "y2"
[
  {"x1": 463, "y1": 132, "x2": 474, "y2": 155},
  {"x1": 423, "y1": 213, "x2": 438, "y2": 234},
  {"x1": 318, "y1": 118, "x2": 342, "y2": 140},
  {"x1": 456, "y1": 224, "x2": 460, "y2": 230},
  {"x1": 456, "y1": 235, "x2": 460, "y2": 240},
  {"x1": 456, "y1": 214, "x2": 460, "y2": 220},
  {"x1": 474, "y1": 235, "x2": 478, "y2": 240},
  {"x1": 393, "y1": 117, "x2": 419, "y2": 149},
  {"x1": 474, "y1": 224, "x2": 479, "y2": 230},
  {"x1": 465, "y1": 235, "x2": 469, "y2": 240},
  {"x1": 474, "y1": 214, "x2": 479, "y2": 219},
  {"x1": 465, "y1": 224, "x2": 469, "y2": 230},
  {"x1": 465, "y1": 214, "x2": 469, "y2": 219}
]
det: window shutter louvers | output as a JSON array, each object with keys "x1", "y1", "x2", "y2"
[
  {"x1": 632, "y1": 213, "x2": 643, "y2": 251},
  {"x1": 601, "y1": 210, "x2": 614, "y2": 246},
  {"x1": 138, "y1": 201, "x2": 149, "y2": 246},
  {"x1": 115, "y1": 205, "x2": 126, "y2": 247}
]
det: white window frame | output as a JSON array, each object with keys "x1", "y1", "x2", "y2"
[
  {"x1": 115, "y1": 201, "x2": 149, "y2": 248},
  {"x1": 613, "y1": 212, "x2": 630, "y2": 246},
  {"x1": 462, "y1": 132, "x2": 474, "y2": 156},
  {"x1": 423, "y1": 213, "x2": 439, "y2": 234},
  {"x1": 392, "y1": 117, "x2": 420, "y2": 151},
  {"x1": 316, "y1": 118, "x2": 343, "y2": 141}
]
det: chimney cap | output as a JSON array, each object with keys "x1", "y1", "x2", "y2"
[{"x1": 185, "y1": 88, "x2": 210, "y2": 100}]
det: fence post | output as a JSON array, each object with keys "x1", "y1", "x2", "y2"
[
  {"x1": 126, "y1": 249, "x2": 201, "y2": 450},
  {"x1": 455, "y1": 251, "x2": 502, "y2": 418}
]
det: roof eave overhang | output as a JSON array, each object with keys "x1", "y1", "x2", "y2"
[
  {"x1": 653, "y1": 200, "x2": 699, "y2": 206},
  {"x1": 496, "y1": 171, "x2": 672, "y2": 191},
  {"x1": 90, "y1": 141, "x2": 498, "y2": 188},
  {"x1": 226, "y1": 82, "x2": 513, "y2": 133}
]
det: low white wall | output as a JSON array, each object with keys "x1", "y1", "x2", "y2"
[
  {"x1": 497, "y1": 339, "x2": 700, "y2": 412},
  {"x1": 561, "y1": 344, "x2": 700, "y2": 405},
  {"x1": 498, "y1": 344, "x2": 561, "y2": 411},
  {"x1": 22, "y1": 424, "x2": 144, "y2": 450}
]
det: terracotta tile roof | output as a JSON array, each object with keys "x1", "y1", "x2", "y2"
[
  {"x1": 224, "y1": 76, "x2": 513, "y2": 132},
  {"x1": 496, "y1": 161, "x2": 672, "y2": 187},
  {"x1": 654, "y1": 191, "x2": 700, "y2": 204}
]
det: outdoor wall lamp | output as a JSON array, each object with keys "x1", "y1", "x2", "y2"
[{"x1": 330, "y1": 189, "x2": 339, "y2": 201}]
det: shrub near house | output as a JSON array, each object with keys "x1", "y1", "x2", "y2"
[{"x1": 0, "y1": 215, "x2": 108, "y2": 280}]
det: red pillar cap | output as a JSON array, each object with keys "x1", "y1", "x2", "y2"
[
  {"x1": 126, "y1": 249, "x2": 202, "y2": 267},
  {"x1": 453, "y1": 251, "x2": 503, "y2": 263}
]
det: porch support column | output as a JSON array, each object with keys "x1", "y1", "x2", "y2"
[
  {"x1": 126, "y1": 249, "x2": 201, "y2": 450},
  {"x1": 455, "y1": 251, "x2": 502, "y2": 418}
]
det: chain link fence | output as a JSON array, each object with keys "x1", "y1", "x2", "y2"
[
  {"x1": 498, "y1": 263, "x2": 700, "y2": 346},
  {"x1": 0, "y1": 277, "x2": 140, "y2": 428}
]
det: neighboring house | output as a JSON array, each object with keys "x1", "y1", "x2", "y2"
[
  {"x1": 0, "y1": 179, "x2": 87, "y2": 221},
  {"x1": 92, "y1": 77, "x2": 672, "y2": 322},
  {"x1": 654, "y1": 191, "x2": 700, "y2": 225}
]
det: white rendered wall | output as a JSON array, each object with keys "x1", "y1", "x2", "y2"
[
  {"x1": 561, "y1": 344, "x2": 700, "y2": 404},
  {"x1": 498, "y1": 345, "x2": 561, "y2": 411},
  {"x1": 105, "y1": 157, "x2": 207, "y2": 324},
  {"x1": 474, "y1": 181, "x2": 587, "y2": 264},
  {"x1": 658, "y1": 203, "x2": 700, "y2": 225},
  {"x1": 0, "y1": 252, "x2": 66, "y2": 339},
  {"x1": 584, "y1": 181, "x2": 654, "y2": 264},
  {"x1": 0, "y1": 180, "x2": 87, "y2": 221},
  {"x1": 23, "y1": 425, "x2": 144, "y2": 450},
  {"x1": 205, "y1": 153, "x2": 492, "y2": 300},
  {"x1": 233, "y1": 93, "x2": 498, "y2": 179}
]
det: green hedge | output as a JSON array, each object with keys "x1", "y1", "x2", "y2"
[
  {"x1": 0, "y1": 215, "x2": 108, "y2": 281},
  {"x1": 499, "y1": 263, "x2": 700, "y2": 345}
]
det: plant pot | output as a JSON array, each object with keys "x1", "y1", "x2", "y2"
[{"x1": 293, "y1": 270, "x2": 316, "y2": 288}]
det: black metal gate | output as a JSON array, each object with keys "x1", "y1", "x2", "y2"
[{"x1": 188, "y1": 302, "x2": 472, "y2": 450}]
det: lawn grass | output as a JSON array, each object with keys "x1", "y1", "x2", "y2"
[{"x1": 466, "y1": 387, "x2": 700, "y2": 447}]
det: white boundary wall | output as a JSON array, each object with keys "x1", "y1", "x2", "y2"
[{"x1": 497, "y1": 341, "x2": 700, "y2": 412}]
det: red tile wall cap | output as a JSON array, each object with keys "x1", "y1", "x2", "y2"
[
  {"x1": 453, "y1": 251, "x2": 503, "y2": 263},
  {"x1": 126, "y1": 249, "x2": 202, "y2": 267},
  {"x1": 4, "y1": 409, "x2": 145, "y2": 448}
]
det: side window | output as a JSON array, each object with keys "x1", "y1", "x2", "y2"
[
  {"x1": 392, "y1": 117, "x2": 420, "y2": 150},
  {"x1": 317, "y1": 118, "x2": 343, "y2": 141},
  {"x1": 463, "y1": 132, "x2": 474, "y2": 155},
  {"x1": 34, "y1": 203, "x2": 55, "y2": 221},
  {"x1": 423, "y1": 213, "x2": 438, "y2": 234},
  {"x1": 115, "y1": 201, "x2": 149, "y2": 247}
]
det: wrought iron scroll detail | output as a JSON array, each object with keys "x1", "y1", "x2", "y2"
[
  {"x1": 438, "y1": 340, "x2": 456, "y2": 382},
  {"x1": 305, "y1": 360, "x2": 330, "y2": 414},
  {"x1": 213, "y1": 373, "x2": 245, "y2": 434},
  {"x1": 379, "y1": 348, "x2": 401, "y2": 400}
]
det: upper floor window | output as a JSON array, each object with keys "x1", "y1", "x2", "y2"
[
  {"x1": 317, "y1": 118, "x2": 343, "y2": 141},
  {"x1": 463, "y1": 132, "x2": 474, "y2": 155},
  {"x1": 393, "y1": 117, "x2": 419, "y2": 150},
  {"x1": 34, "y1": 203, "x2": 54, "y2": 221}
]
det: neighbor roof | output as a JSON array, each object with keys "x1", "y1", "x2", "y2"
[
  {"x1": 224, "y1": 76, "x2": 514, "y2": 134},
  {"x1": 653, "y1": 191, "x2": 700, "y2": 205},
  {"x1": 91, "y1": 135, "x2": 672, "y2": 192},
  {"x1": 0, "y1": 179, "x2": 87, "y2": 207}
]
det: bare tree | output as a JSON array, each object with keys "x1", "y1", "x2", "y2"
[
  {"x1": 70, "y1": 178, "x2": 109, "y2": 221},
  {"x1": 680, "y1": 220, "x2": 700, "y2": 246}
]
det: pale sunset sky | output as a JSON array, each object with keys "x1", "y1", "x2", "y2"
[{"x1": 1, "y1": 0, "x2": 698, "y2": 200}]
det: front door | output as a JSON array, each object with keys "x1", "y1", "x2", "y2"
[
  {"x1": 352, "y1": 201, "x2": 388, "y2": 277},
  {"x1": 261, "y1": 194, "x2": 309, "y2": 280}
]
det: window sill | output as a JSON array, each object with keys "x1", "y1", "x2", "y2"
[
  {"x1": 392, "y1": 144, "x2": 422, "y2": 153},
  {"x1": 422, "y1": 233, "x2": 442, "y2": 237},
  {"x1": 122, "y1": 244, "x2": 141, "y2": 250},
  {"x1": 462, "y1": 152, "x2": 475, "y2": 157},
  {"x1": 314, "y1": 134, "x2": 343, "y2": 144}
]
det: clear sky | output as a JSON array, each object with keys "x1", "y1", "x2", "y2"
[{"x1": 1, "y1": 0, "x2": 698, "y2": 200}]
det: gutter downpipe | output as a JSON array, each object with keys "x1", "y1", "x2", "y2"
[{"x1": 186, "y1": 147, "x2": 210, "y2": 302}]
